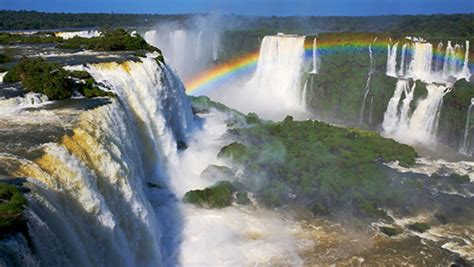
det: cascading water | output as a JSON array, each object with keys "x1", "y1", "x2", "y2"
[
  {"x1": 0, "y1": 56, "x2": 195, "y2": 266},
  {"x1": 382, "y1": 38, "x2": 471, "y2": 146},
  {"x1": 386, "y1": 42, "x2": 398, "y2": 77},
  {"x1": 144, "y1": 29, "x2": 221, "y2": 81},
  {"x1": 398, "y1": 43, "x2": 408, "y2": 76},
  {"x1": 212, "y1": 32, "x2": 220, "y2": 61},
  {"x1": 55, "y1": 30, "x2": 101, "y2": 39},
  {"x1": 310, "y1": 38, "x2": 318, "y2": 74},
  {"x1": 407, "y1": 84, "x2": 450, "y2": 142},
  {"x1": 460, "y1": 98, "x2": 474, "y2": 156},
  {"x1": 359, "y1": 44, "x2": 375, "y2": 125},
  {"x1": 246, "y1": 35, "x2": 307, "y2": 114},
  {"x1": 212, "y1": 35, "x2": 308, "y2": 120},
  {"x1": 382, "y1": 79, "x2": 410, "y2": 134}
]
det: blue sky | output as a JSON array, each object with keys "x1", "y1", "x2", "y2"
[{"x1": 1, "y1": 0, "x2": 473, "y2": 16}]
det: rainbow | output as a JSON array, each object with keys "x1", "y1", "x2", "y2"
[{"x1": 185, "y1": 37, "x2": 472, "y2": 95}]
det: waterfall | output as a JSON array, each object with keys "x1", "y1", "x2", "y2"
[
  {"x1": 386, "y1": 42, "x2": 398, "y2": 77},
  {"x1": 1, "y1": 56, "x2": 194, "y2": 266},
  {"x1": 359, "y1": 44, "x2": 375, "y2": 125},
  {"x1": 144, "y1": 28, "x2": 221, "y2": 81},
  {"x1": 383, "y1": 81, "x2": 450, "y2": 144},
  {"x1": 408, "y1": 84, "x2": 450, "y2": 142},
  {"x1": 408, "y1": 42, "x2": 433, "y2": 81},
  {"x1": 244, "y1": 35, "x2": 307, "y2": 116},
  {"x1": 382, "y1": 79, "x2": 409, "y2": 134},
  {"x1": 442, "y1": 41, "x2": 456, "y2": 80},
  {"x1": 461, "y1": 41, "x2": 471, "y2": 80},
  {"x1": 310, "y1": 38, "x2": 318, "y2": 74},
  {"x1": 212, "y1": 32, "x2": 220, "y2": 61},
  {"x1": 398, "y1": 82, "x2": 416, "y2": 130},
  {"x1": 460, "y1": 98, "x2": 474, "y2": 156},
  {"x1": 301, "y1": 79, "x2": 308, "y2": 107},
  {"x1": 398, "y1": 43, "x2": 408, "y2": 77},
  {"x1": 55, "y1": 30, "x2": 101, "y2": 39},
  {"x1": 382, "y1": 38, "x2": 471, "y2": 146}
]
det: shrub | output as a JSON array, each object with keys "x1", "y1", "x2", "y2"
[
  {"x1": 4, "y1": 57, "x2": 111, "y2": 100},
  {"x1": 0, "y1": 183, "x2": 26, "y2": 236}
]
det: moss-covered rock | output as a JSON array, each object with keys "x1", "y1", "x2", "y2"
[
  {"x1": 183, "y1": 181, "x2": 234, "y2": 209},
  {"x1": 0, "y1": 183, "x2": 27, "y2": 237},
  {"x1": 408, "y1": 222, "x2": 430, "y2": 233},
  {"x1": 379, "y1": 226, "x2": 403, "y2": 237}
]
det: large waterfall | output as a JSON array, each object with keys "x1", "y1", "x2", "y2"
[
  {"x1": 209, "y1": 34, "x2": 308, "y2": 120},
  {"x1": 0, "y1": 56, "x2": 194, "y2": 266},
  {"x1": 382, "y1": 39, "x2": 471, "y2": 145},
  {"x1": 144, "y1": 29, "x2": 220, "y2": 81}
]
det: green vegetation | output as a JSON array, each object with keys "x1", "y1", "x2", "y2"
[
  {"x1": 58, "y1": 28, "x2": 160, "y2": 52},
  {"x1": 3, "y1": 57, "x2": 112, "y2": 100},
  {"x1": 379, "y1": 226, "x2": 403, "y2": 237},
  {"x1": 218, "y1": 117, "x2": 417, "y2": 217},
  {"x1": 0, "y1": 53, "x2": 13, "y2": 64},
  {"x1": 0, "y1": 184, "x2": 26, "y2": 236},
  {"x1": 183, "y1": 181, "x2": 235, "y2": 209},
  {"x1": 438, "y1": 79, "x2": 474, "y2": 148},
  {"x1": 0, "y1": 32, "x2": 62, "y2": 45},
  {"x1": 408, "y1": 222, "x2": 430, "y2": 233},
  {"x1": 1, "y1": 11, "x2": 472, "y2": 39},
  {"x1": 217, "y1": 142, "x2": 249, "y2": 163}
]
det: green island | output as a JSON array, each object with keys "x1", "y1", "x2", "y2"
[
  {"x1": 3, "y1": 57, "x2": 112, "y2": 100},
  {"x1": 185, "y1": 98, "x2": 418, "y2": 220}
]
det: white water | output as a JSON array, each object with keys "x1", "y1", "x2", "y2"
[
  {"x1": 388, "y1": 39, "x2": 471, "y2": 83},
  {"x1": 55, "y1": 30, "x2": 101, "y2": 40},
  {"x1": 382, "y1": 39, "x2": 471, "y2": 145},
  {"x1": 0, "y1": 72, "x2": 6, "y2": 83},
  {"x1": 144, "y1": 29, "x2": 220, "y2": 81},
  {"x1": 383, "y1": 81, "x2": 450, "y2": 145},
  {"x1": 386, "y1": 42, "x2": 398, "y2": 77},
  {"x1": 398, "y1": 43, "x2": 408, "y2": 76},
  {"x1": 0, "y1": 92, "x2": 49, "y2": 114},
  {"x1": 382, "y1": 79, "x2": 409, "y2": 134},
  {"x1": 1, "y1": 56, "x2": 194, "y2": 266},
  {"x1": 211, "y1": 35, "x2": 309, "y2": 120},
  {"x1": 166, "y1": 108, "x2": 308, "y2": 265},
  {"x1": 460, "y1": 98, "x2": 474, "y2": 155},
  {"x1": 310, "y1": 38, "x2": 318, "y2": 74},
  {"x1": 359, "y1": 44, "x2": 375, "y2": 125}
]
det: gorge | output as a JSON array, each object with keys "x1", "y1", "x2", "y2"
[{"x1": 0, "y1": 12, "x2": 473, "y2": 266}]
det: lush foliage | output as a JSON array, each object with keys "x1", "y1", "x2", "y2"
[
  {"x1": 0, "y1": 32, "x2": 62, "y2": 45},
  {"x1": 0, "y1": 184, "x2": 26, "y2": 236},
  {"x1": 218, "y1": 117, "x2": 417, "y2": 217},
  {"x1": 3, "y1": 57, "x2": 111, "y2": 100},
  {"x1": 58, "y1": 28, "x2": 159, "y2": 52},
  {"x1": 2, "y1": 11, "x2": 472, "y2": 39}
]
